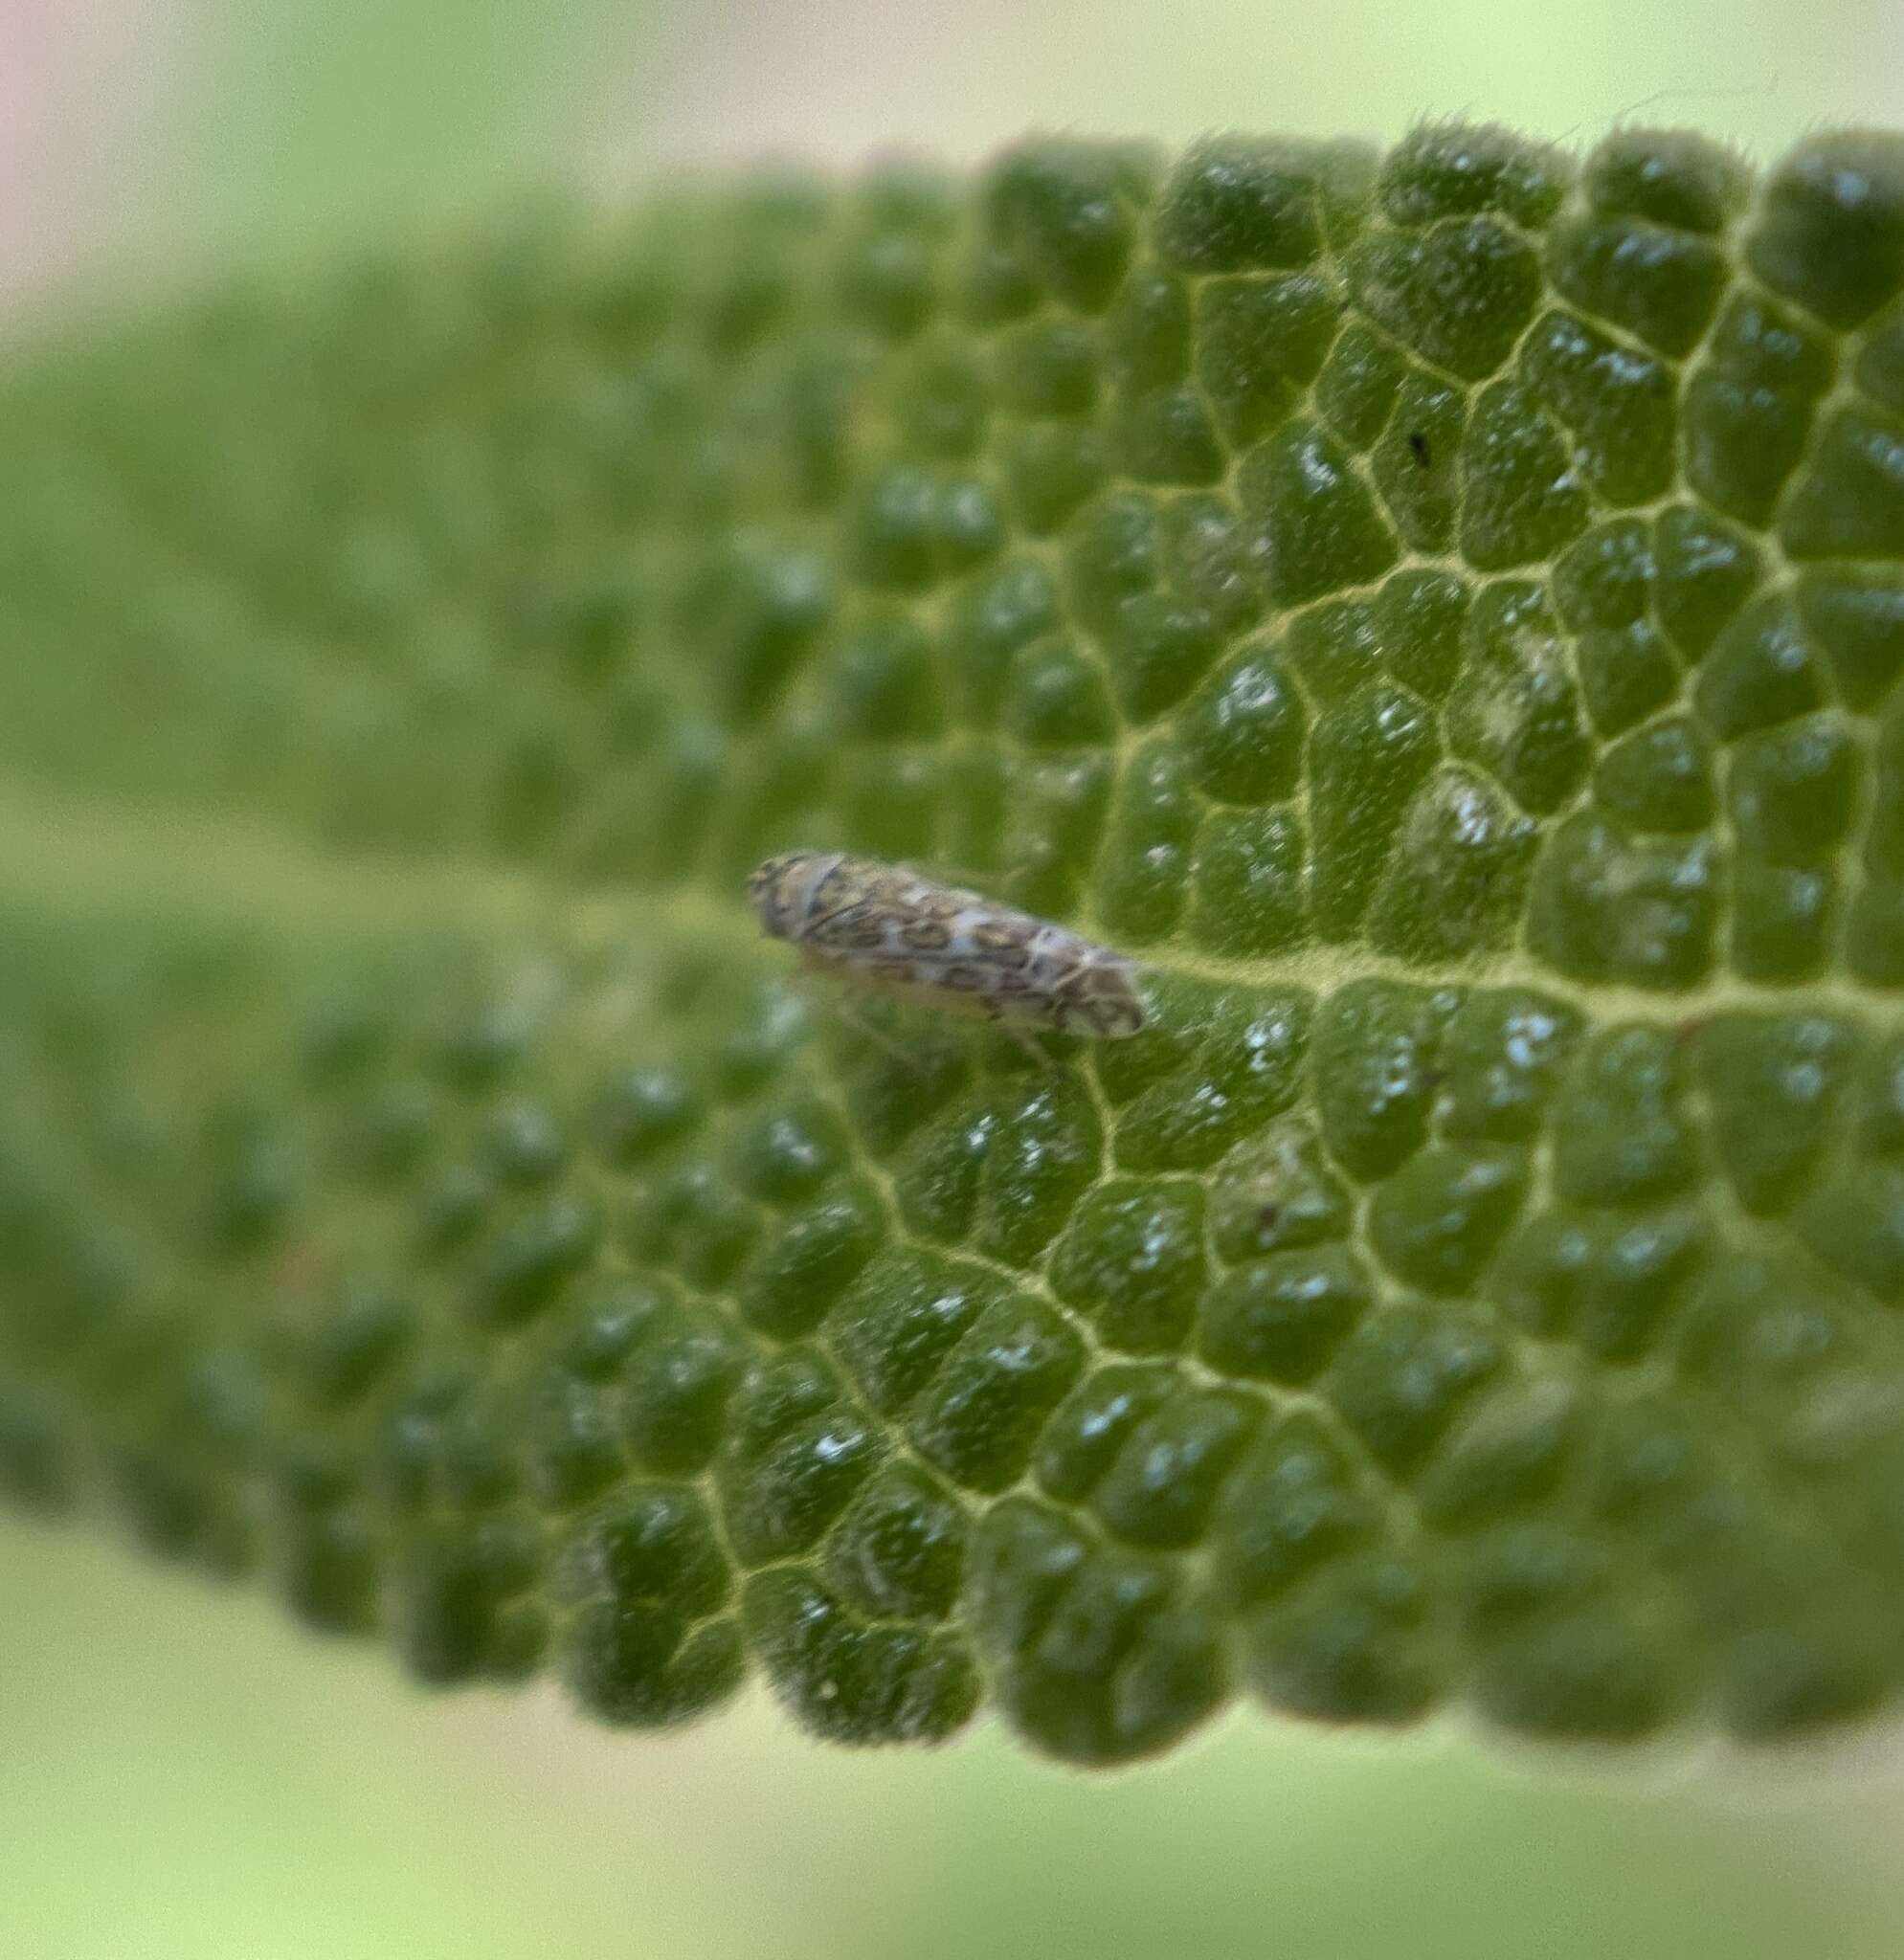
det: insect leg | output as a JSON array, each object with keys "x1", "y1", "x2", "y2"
[
  {"x1": 989, "y1": 1008, "x2": 1056, "y2": 1069},
  {"x1": 830, "y1": 991, "x2": 926, "y2": 1073}
]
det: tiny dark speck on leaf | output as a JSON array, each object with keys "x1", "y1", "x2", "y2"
[{"x1": 1407, "y1": 431, "x2": 1431, "y2": 468}]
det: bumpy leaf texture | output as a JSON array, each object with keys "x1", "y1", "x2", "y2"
[{"x1": 4, "y1": 123, "x2": 1904, "y2": 1766}]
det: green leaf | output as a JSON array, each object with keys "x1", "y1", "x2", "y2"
[{"x1": 5, "y1": 122, "x2": 1904, "y2": 1766}]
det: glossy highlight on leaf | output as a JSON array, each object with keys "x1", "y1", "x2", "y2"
[{"x1": 4, "y1": 122, "x2": 1904, "y2": 1766}]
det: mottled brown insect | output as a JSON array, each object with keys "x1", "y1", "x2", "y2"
[{"x1": 748, "y1": 851, "x2": 1148, "y2": 1045}]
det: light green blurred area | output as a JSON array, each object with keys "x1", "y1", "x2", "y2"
[
  {"x1": 50, "y1": 0, "x2": 1904, "y2": 283},
  {"x1": 5, "y1": 1515, "x2": 1898, "y2": 1960},
  {"x1": 7, "y1": 2, "x2": 1904, "y2": 1953}
]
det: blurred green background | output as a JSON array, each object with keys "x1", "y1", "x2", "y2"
[{"x1": 5, "y1": 2, "x2": 1904, "y2": 1954}]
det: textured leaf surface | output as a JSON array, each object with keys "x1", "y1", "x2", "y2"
[{"x1": 5, "y1": 123, "x2": 1904, "y2": 1765}]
